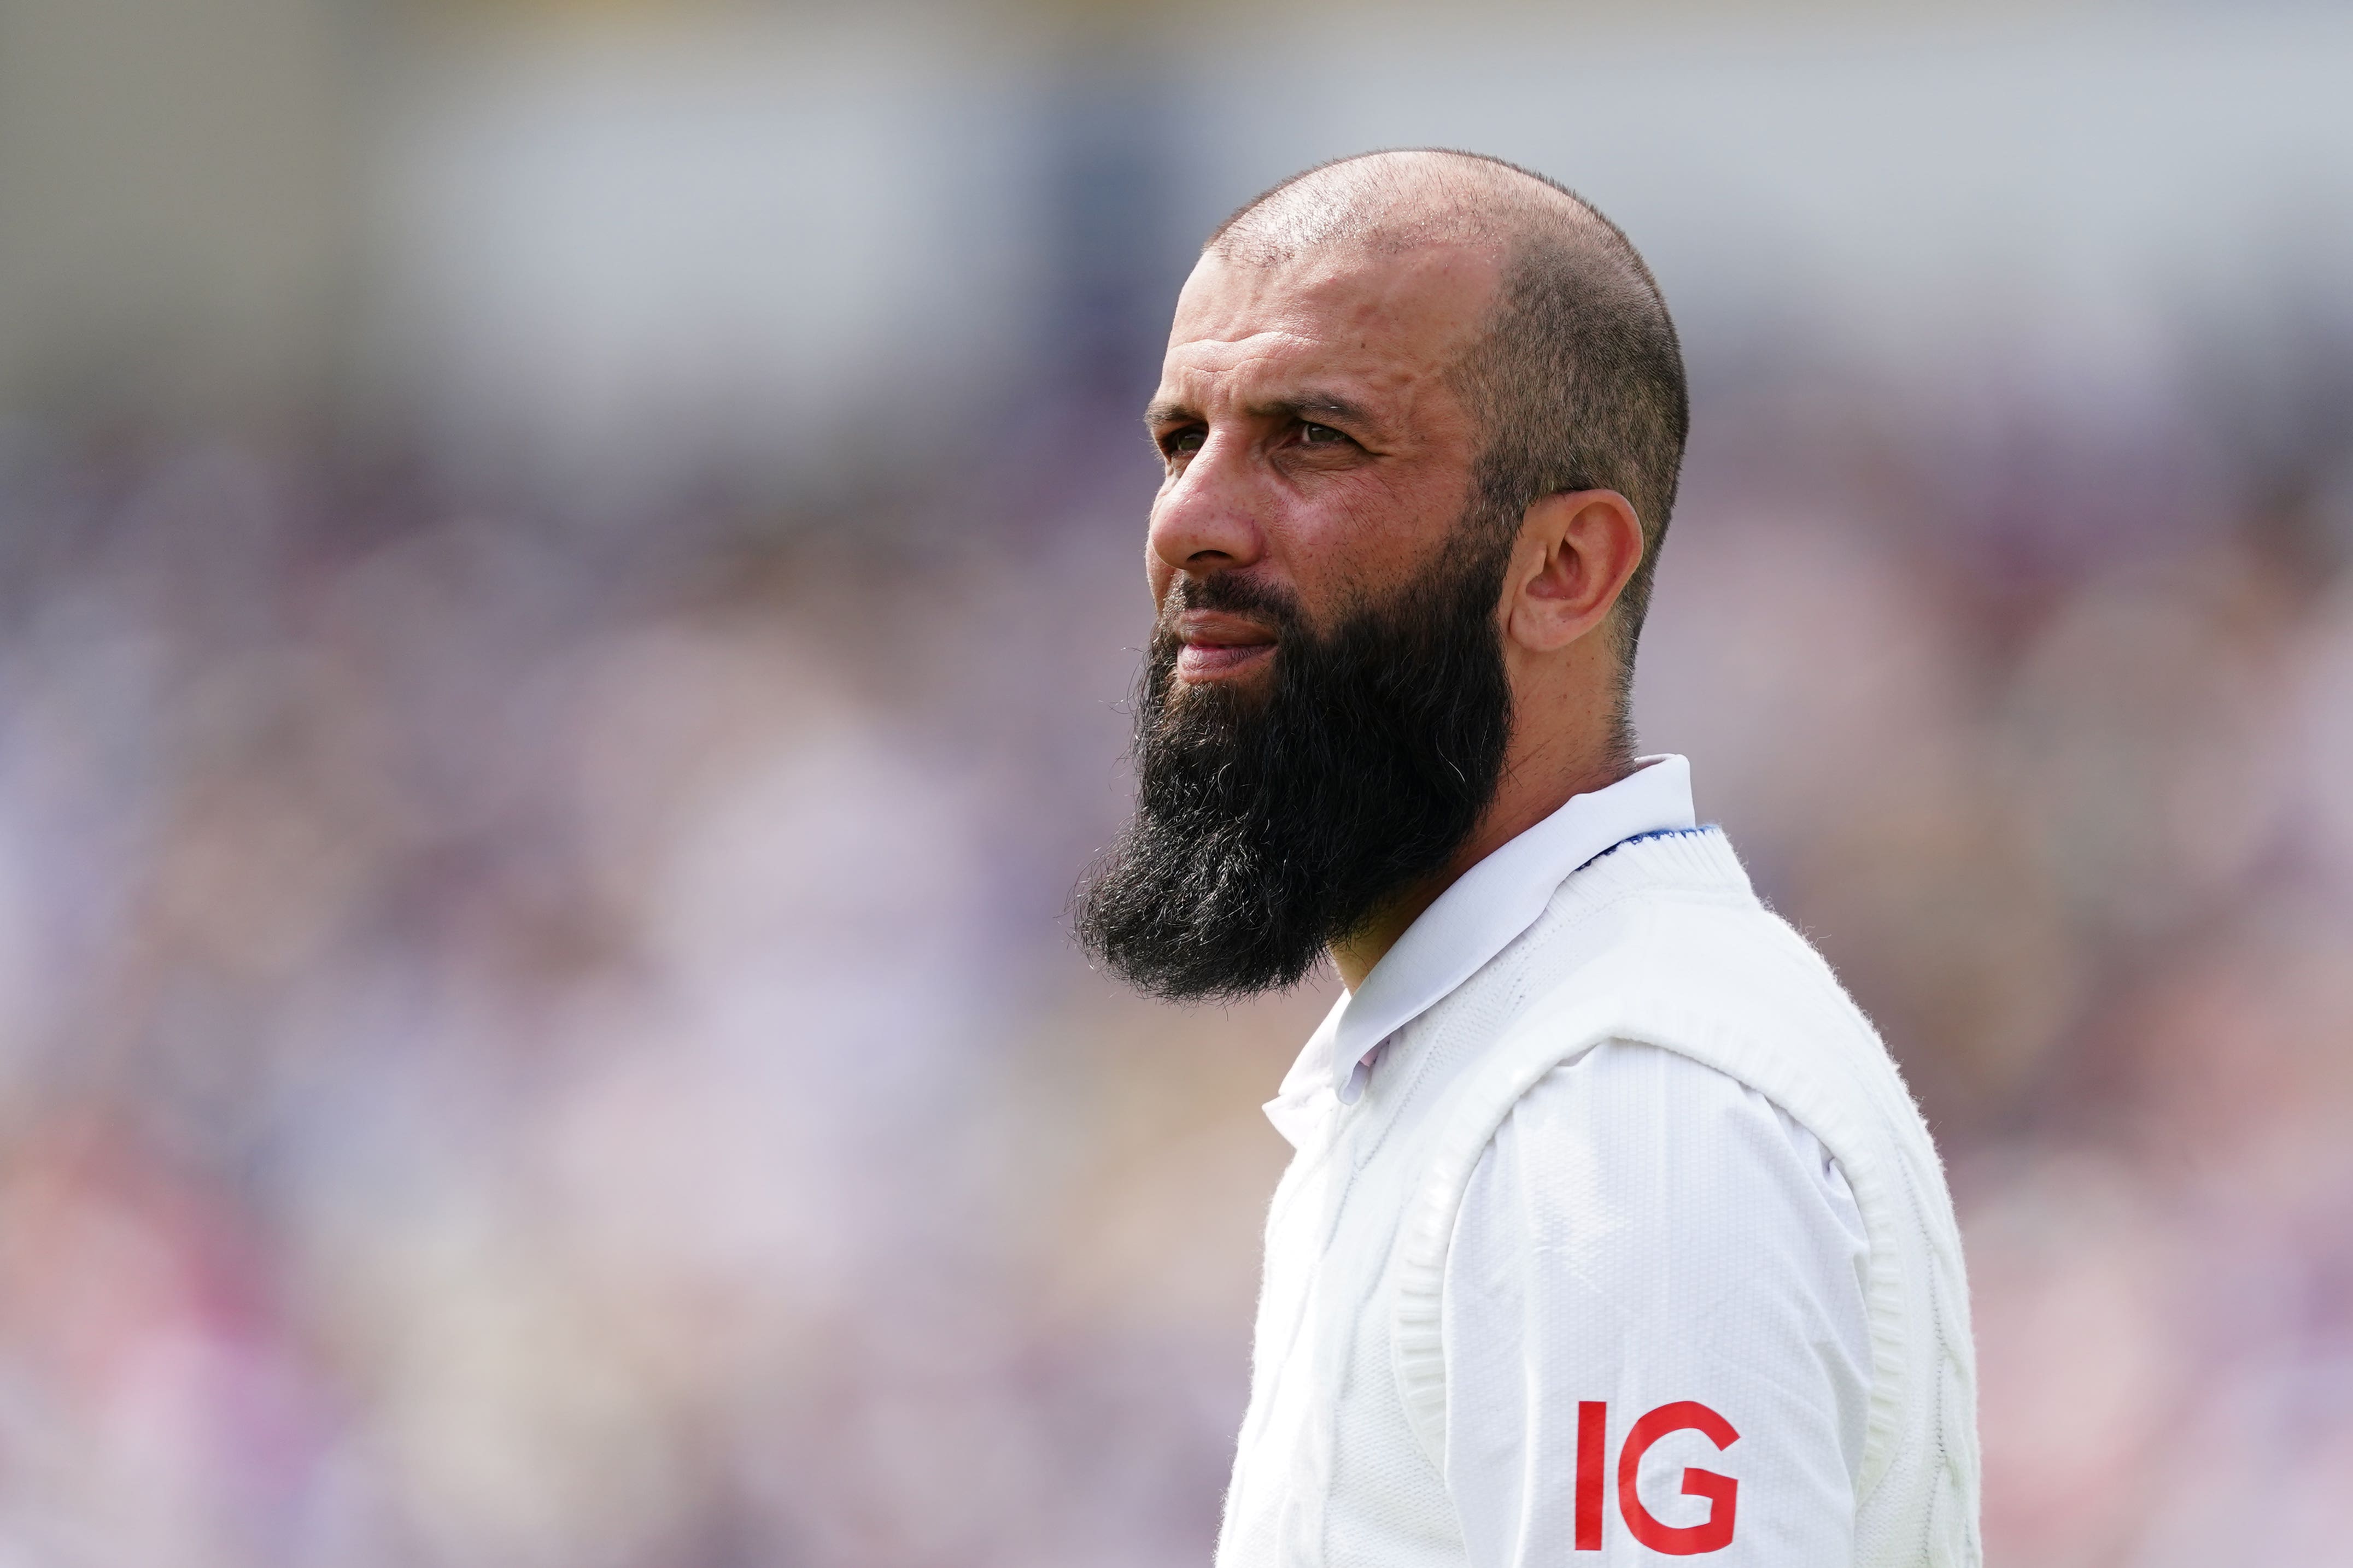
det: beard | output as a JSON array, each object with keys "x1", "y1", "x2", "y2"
[{"x1": 1074, "y1": 513, "x2": 1516, "y2": 1001}]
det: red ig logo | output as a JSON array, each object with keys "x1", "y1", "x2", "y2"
[{"x1": 1575, "y1": 1400, "x2": 1739, "y2": 1554}]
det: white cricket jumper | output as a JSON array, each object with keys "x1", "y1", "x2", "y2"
[{"x1": 1216, "y1": 762, "x2": 1980, "y2": 1567}]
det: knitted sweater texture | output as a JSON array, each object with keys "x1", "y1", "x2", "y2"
[{"x1": 1214, "y1": 827, "x2": 1981, "y2": 1567}]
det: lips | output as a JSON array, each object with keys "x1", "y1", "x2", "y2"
[
  {"x1": 1174, "y1": 610, "x2": 1278, "y2": 682},
  {"x1": 1175, "y1": 641, "x2": 1274, "y2": 680}
]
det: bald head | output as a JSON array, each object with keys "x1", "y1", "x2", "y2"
[
  {"x1": 1209, "y1": 150, "x2": 1687, "y2": 668},
  {"x1": 1210, "y1": 148, "x2": 1600, "y2": 264}
]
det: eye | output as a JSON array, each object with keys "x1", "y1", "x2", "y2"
[
  {"x1": 1162, "y1": 428, "x2": 1206, "y2": 459},
  {"x1": 1300, "y1": 422, "x2": 1351, "y2": 446}
]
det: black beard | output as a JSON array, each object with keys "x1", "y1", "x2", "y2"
[{"x1": 1074, "y1": 520, "x2": 1515, "y2": 1001}]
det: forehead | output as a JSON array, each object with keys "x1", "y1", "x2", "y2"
[{"x1": 1156, "y1": 243, "x2": 1502, "y2": 413}]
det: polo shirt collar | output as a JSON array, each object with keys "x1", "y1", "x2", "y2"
[{"x1": 1265, "y1": 755, "x2": 1696, "y2": 1144}]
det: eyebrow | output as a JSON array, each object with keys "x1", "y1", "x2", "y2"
[{"x1": 1142, "y1": 389, "x2": 1386, "y2": 438}]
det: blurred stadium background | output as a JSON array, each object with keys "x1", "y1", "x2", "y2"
[{"x1": 3, "y1": 1, "x2": 2351, "y2": 1563}]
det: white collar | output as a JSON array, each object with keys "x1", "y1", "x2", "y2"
[{"x1": 1266, "y1": 755, "x2": 1697, "y2": 1142}]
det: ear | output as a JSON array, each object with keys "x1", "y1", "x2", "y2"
[{"x1": 1501, "y1": 489, "x2": 1646, "y2": 654}]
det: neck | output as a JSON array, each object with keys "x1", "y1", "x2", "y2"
[{"x1": 1327, "y1": 743, "x2": 1635, "y2": 990}]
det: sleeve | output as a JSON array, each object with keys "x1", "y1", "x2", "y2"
[{"x1": 1439, "y1": 1038, "x2": 1873, "y2": 1565}]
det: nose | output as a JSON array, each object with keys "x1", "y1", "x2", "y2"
[{"x1": 1148, "y1": 439, "x2": 1267, "y2": 579}]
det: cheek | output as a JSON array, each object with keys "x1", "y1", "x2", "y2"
[{"x1": 1284, "y1": 475, "x2": 1457, "y2": 603}]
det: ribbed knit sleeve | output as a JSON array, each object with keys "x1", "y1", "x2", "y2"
[{"x1": 1438, "y1": 1039, "x2": 1873, "y2": 1566}]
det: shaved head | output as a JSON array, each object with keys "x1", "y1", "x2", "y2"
[
  {"x1": 1209, "y1": 146, "x2": 1583, "y2": 263},
  {"x1": 1210, "y1": 149, "x2": 1687, "y2": 681}
]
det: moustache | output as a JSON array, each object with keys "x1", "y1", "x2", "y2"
[{"x1": 1156, "y1": 573, "x2": 1309, "y2": 644}]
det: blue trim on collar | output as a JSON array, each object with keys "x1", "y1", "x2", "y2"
[{"x1": 1576, "y1": 823, "x2": 1720, "y2": 872}]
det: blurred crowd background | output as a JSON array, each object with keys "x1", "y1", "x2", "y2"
[{"x1": 3, "y1": 1, "x2": 2352, "y2": 1564}]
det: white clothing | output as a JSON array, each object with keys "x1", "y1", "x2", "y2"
[
  {"x1": 1303, "y1": 755, "x2": 1701, "y2": 1111},
  {"x1": 1216, "y1": 762, "x2": 1980, "y2": 1567}
]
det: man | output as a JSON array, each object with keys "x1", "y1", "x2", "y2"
[{"x1": 1076, "y1": 150, "x2": 1980, "y2": 1565}]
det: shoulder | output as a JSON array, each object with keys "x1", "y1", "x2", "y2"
[
  {"x1": 1500, "y1": 1037, "x2": 1848, "y2": 1185},
  {"x1": 1492, "y1": 841, "x2": 1905, "y2": 1178},
  {"x1": 1461, "y1": 1041, "x2": 1869, "y2": 1312}
]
